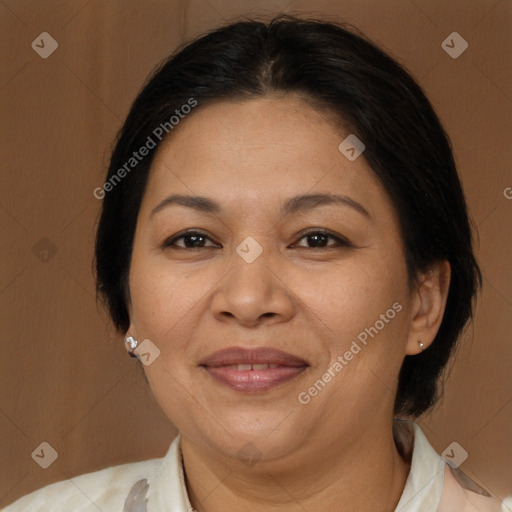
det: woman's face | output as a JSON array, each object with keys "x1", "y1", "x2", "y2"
[{"x1": 127, "y1": 94, "x2": 419, "y2": 464}]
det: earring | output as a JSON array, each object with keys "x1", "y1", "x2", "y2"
[
  {"x1": 418, "y1": 340, "x2": 425, "y2": 351},
  {"x1": 125, "y1": 336, "x2": 138, "y2": 357}
]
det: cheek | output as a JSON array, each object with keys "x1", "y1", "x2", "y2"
[
  {"x1": 295, "y1": 257, "x2": 406, "y2": 341},
  {"x1": 130, "y1": 248, "x2": 408, "y2": 346},
  {"x1": 129, "y1": 259, "x2": 203, "y2": 340},
  {"x1": 300, "y1": 265, "x2": 409, "y2": 399}
]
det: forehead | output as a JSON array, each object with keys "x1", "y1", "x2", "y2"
[
  {"x1": 141, "y1": 95, "x2": 390, "y2": 220},
  {"x1": 153, "y1": 94, "x2": 345, "y2": 168}
]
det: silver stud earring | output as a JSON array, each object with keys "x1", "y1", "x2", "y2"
[
  {"x1": 418, "y1": 340, "x2": 425, "y2": 351},
  {"x1": 125, "y1": 336, "x2": 138, "y2": 357}
]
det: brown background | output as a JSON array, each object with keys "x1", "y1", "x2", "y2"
[{"x1": 1, "y1": 0, "x2": 511, "y2": 507}]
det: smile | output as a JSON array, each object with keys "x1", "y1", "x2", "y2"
[{"x1": 199, "y1": 346, "x2": 309, "y2": 392}]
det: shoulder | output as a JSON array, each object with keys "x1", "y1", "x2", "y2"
[
  {"x1": 3, "y1": 457, "x2": 161, "y2": 511},
  {"x1": 438, "y1": 463, "x2": 508, "y2": 512},
  {"x1": 394, "y1": 419, "x2": 509, "y2": 512}
]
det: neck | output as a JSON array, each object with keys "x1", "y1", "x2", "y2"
[{"x1": 180, "y1": 420, "x2": 411, "y2": 512}]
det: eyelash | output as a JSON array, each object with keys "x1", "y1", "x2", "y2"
[{"x1": 163, "y1": 228, "x2": 352, "y2": 250}]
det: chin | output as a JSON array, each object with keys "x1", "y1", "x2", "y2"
[{"x1": 194, "y1": 418, "x2": 305, "y2": 464}]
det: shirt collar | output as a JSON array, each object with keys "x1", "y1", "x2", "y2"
[
  {"x1": 393, "y1": 419, "x2": 446, "y2": 511},
  {"x1": 146, "y1": 434, "x2": 193, "y2": 512},
  {"x1": 145, "y1": 420, "x2": 445, "y2": 511}
]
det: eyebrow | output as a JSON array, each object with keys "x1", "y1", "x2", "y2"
[{"x1": 150, "y1": 193, "x2": 370, "y2": 219}]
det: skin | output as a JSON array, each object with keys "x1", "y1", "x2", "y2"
[{"x1": 126, "y1": 94, "x2": 451, "y2": 512}]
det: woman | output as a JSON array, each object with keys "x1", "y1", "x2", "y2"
[{"x1": 5, "y1": 14, "x2": 507, "y2": 512}]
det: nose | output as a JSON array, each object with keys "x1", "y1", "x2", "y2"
[{"x1": 210, "y1": 246, "x2": 296, "y2": 328}]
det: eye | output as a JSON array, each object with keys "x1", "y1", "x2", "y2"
[
  {"x1": 163, "y1": 230, "x2": 218, "y2": 249},
  {"x1": 292, "y1": 228, "x2": 352, "y2": 249},
  {"x1": 163, "y1": 228, "x2": 352, "y2": 250}
]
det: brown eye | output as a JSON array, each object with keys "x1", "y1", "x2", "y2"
[
  {"x1": 293, "y1": 229, "x2": 352, "y2": 249},
  {"x1": 163, "y1": 230, "x2": 218, "y2": 249}
]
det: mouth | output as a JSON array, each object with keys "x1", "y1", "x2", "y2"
[{"x1": 199, "y1": 346, "x2": 309, "y2": 392}]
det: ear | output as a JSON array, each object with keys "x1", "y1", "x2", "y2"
[{"x1": 406, "y1": 260, "x2": 451, "y2": 355}]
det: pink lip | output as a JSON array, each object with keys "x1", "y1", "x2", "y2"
[{"x1": 199, "y1": 347, "x2": 309, "y2": 392}]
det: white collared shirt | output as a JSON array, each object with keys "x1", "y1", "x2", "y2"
[{"x1": 3, "y1": 421, "x2": 507, "y2": 511}]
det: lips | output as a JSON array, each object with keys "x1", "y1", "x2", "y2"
[{"x1": 199, "y1": 347, "x2": 309, "y2": 392}]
